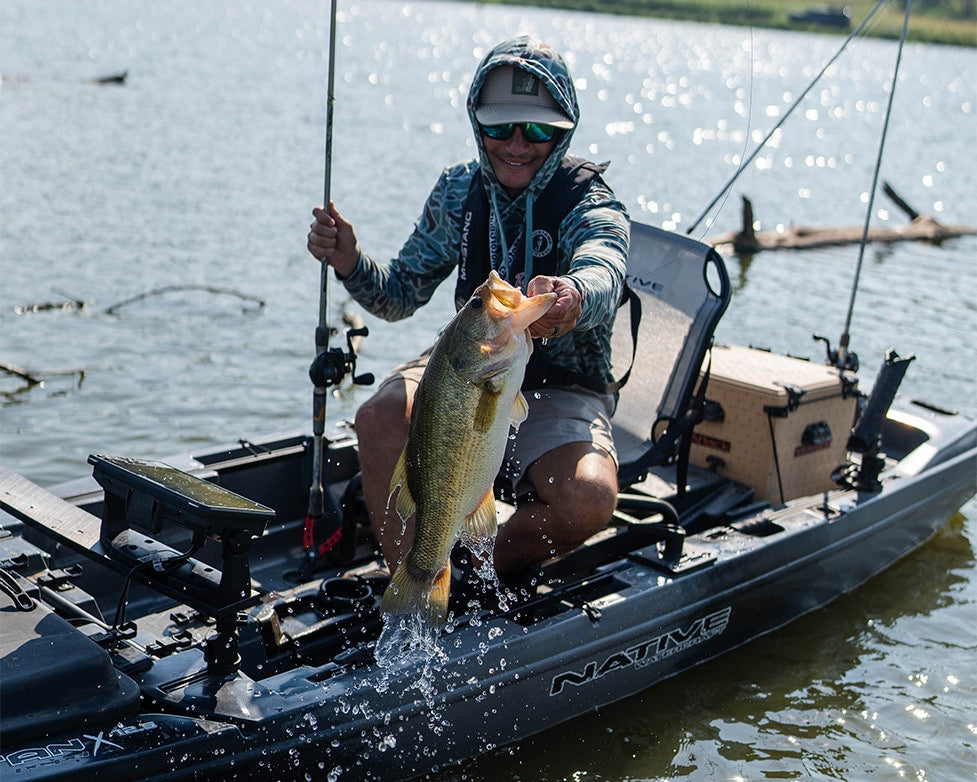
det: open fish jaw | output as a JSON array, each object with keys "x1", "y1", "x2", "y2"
[{"x1": 481, "y1": 270, "x2": 557, "y2": 333}]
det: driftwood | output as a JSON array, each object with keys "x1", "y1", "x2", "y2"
[
  {"x1": 0, "y1": 362, "x2": 42, "y2": 386},
  {"x1": 709, "y1": 184, "x2": 976, "y2": 253},
  {"x1": 6, "y1": 286, "x2": 263, "y2": 395},
  {"x1": 13, "y1": 286, "x2": 264, "y2": 316},
  {"x1": 104, "y1": 285, "x2": 265, "y2": 315},
  {"x1": 13, "y1": 291, "x2": 88, "y2": 315},
  {"x1": 0, "y1": 362, "x2": 85, "y2": 388}
]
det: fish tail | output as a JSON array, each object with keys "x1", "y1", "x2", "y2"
[{"x1": 381, "y1": 561, "x2": 451, "y2": 625}]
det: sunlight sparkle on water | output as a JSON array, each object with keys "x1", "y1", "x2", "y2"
[{"x1": 905, "y1": 703, "x2": 930, "y2": 721}]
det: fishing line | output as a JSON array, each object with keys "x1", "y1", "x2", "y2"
[
  {"x1": 837, "y1": 0, "x2": 912, "y2": 366},
  {"x1": 688, "y1": 1, "x2": 757, "y2": 244},
  {"x1": 687, "y1": 0, "x2": 892, "y2": 236}
]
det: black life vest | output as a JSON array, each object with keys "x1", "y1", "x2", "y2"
[
  {"x1": 454, "y1": 155, "x2": 609, "y2": 306},
  {"x1": 453, "y1": 156, "x2": 619, "y2": 393}
]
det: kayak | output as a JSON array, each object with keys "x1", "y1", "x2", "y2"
[{"x1": 2, "y1": 221, "x2": 975, "y2": 781}]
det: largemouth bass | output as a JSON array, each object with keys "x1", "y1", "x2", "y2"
[{"x1": 381, "y1": 271, "x2": 557, "y2": 624}]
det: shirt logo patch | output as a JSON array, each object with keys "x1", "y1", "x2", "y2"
[{"x1": 532, "y1": 229, "x2": 554, "y2": 258}]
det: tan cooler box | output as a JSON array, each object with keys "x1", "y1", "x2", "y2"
[{"x1": 690, "y1": 345, "x2": 858, "y2": 503}]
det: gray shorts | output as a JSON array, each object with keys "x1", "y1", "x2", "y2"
[{"x1": 378, "y1": 353, "x2": 618, "y2": 491}]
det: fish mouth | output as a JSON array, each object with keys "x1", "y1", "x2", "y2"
[
  {"x1": 482, "y1": 271, "x2": 557, "y2": 331},
  {"x1": 507, "y1": 290, "x2": 557, "y2": 331}
]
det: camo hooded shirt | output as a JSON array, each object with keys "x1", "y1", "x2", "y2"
[{"x1": 338, "y1": 36, "x2": 630, "y2": 389}]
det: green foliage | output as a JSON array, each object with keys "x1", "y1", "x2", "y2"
[{"x1": 451, "y1": 0, "x2": 976, "y2": 46}]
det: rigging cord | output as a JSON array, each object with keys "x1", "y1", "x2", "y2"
[
  {"x1": 111, "y1": 534, "x2": 205, "y2": 631},
  {"x1": 686, "y1": 0, "x2": 891, "y2": 236},
  {"x1": 837, "y1": 0, "x2": 912, "y2": 367}
]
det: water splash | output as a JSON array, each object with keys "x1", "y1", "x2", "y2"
[
  {"x1": 373, "y1": 612, "x2": 451, "y2": 735},
  {"x1": 375, "y1": 612, "x2": 442, "y2": 671},
  {"x1": 456, "y1": 532, "x2": 515, "y2": 613}
]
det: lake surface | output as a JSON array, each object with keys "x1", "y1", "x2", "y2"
[{"x1": 2, "y1": 1, "x2": 975, "y2": 780}]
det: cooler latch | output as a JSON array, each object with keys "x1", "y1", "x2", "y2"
[{"x1": 764, "y1": 383, "x2": 806, "y2": 417}]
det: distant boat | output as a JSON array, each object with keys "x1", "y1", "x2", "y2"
[
  {"x1": 93, "y1": 70, "x2": 127, "y2": 85},
  {"x1": 788, "y1": 5, "x2": 852, "y2": 28}
]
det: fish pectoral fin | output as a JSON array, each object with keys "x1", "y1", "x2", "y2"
[
  {"x1": 472, "y1": 365, "x2": 509, "y2": 397},
  {"x1": 389, "y1": 448, "x2": 416, "y2": 521},
  {"x1": 465, "y1": 490, "x2": 498, "y2": 538},
  {"x1": 395, "y1": 483, "x2": 416, "y2": 522},
  {"x1": 509, "y1": 391, "x2": 529, "y2": 429},
  {"x1": 389, "y1": 447, "x2": 407, "y2": 495},
  {"x1": 473, "y1": 385, "x2": 502, "y2": 433},
  {"x1": 480, "y1": 369, "x2": 506, "y2": 394}
]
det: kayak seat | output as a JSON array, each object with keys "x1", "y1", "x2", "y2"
[
  {"x1": 520, "y1": 230, "x2": 731, "y2": 583},
  {"x1": 610, "y1": 221, "x2": 731, "y2": 493}
]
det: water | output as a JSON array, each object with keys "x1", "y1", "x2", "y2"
[{"x1": 2, "y1": 1, "x2": 975, "y2": 779}]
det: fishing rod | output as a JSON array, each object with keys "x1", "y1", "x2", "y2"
[
  {"x1": 686, "y1": 0, "x2": 889, "y2": 237},
  {"x1": 825, "y1": 0, "x2": 916, "y2": 493},
  {"x1": 304, "y1": 0, "x2": 372, "y2": 567},
  {"x1": 834, "y1": 0, "x2": 912, "y2": 370}
]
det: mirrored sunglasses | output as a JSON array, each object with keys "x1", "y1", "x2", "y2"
[{"x1": 479, "y1": 122, "x2": 557, "y2": 143}]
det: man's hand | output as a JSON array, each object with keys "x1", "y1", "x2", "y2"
[
  {"x1": 526, "y1": 276, "x2": 582, "y2": 339},
  {"x1": 307, "y1": 202, "x2": 360, "y2": 277}
]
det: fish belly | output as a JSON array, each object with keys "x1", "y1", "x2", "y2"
[{"x1": 407, "y1": 355, "x2": 518, "y2": 568}]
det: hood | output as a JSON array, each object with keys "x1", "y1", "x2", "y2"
[
  {"x1": 466, "y1": 36, "x2": 580, "y2": 285},
  {"x1": 467, "y1": 36, "x2": 578, "y2": 206}
]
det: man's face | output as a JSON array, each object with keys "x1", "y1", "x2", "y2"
[{"x1": 482, "y1": 126, "x2": 556, "y2": 197}]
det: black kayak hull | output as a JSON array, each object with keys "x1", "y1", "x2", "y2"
[{"x1": 3, "y1": 410, "x2": 973, "y2": 781}]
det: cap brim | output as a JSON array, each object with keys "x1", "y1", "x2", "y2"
[{"x1": 475, "y1": 103, "x2": 574, "y2": 129}]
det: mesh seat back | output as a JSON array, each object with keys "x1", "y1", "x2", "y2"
[{"x1": 610, "y1": 222, "x2": 731, "y2": 475}]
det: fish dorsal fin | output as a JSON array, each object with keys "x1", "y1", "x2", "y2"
[
  {"x1": 509, "y1": 390, "x2": 529, "y2": 429},
  {"x1": 465, "y1": 489, "x2": 498, "y2": 538},
  {"x1": 389, "y1": 448, "x2": 416, "y2": 521}
]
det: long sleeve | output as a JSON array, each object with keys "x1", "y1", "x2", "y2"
[{"x1": 337, "y1": 162, "x2": 477, "y2": 322}]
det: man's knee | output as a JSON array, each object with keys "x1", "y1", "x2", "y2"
[
  {"x1": 568, "y1": 477, "x2": 617, "y2": 540},
  {"x1": 354, "y1": 382, "x2": 410, "y2": 442},
  {"x1": 546, "y1": 458, "x2": 618, "y2": 551}
]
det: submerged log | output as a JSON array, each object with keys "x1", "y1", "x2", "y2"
[
  {"x1": 709, "y1": 188, "x2": 976, "y2": 253},
  {"x1": 0, "y1": 362, "x2": 85, "y2": 387}
]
